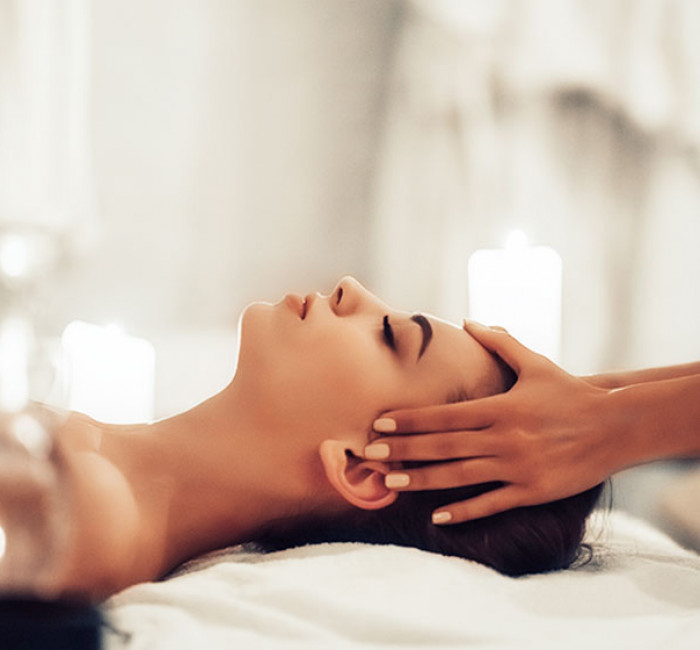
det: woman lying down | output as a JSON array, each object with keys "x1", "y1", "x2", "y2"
[{"x1": 12, "y1": 276, "x2": 602, "y2": 600}]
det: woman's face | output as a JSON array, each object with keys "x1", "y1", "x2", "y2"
[{"x1": 234, "y1": 277, "x2": 506, "y2": 446}]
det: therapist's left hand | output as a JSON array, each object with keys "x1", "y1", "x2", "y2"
[{"x1": 363, "y1": 321, "x2": 618, "y2": 525}]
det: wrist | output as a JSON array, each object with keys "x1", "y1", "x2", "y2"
[
  {"x1": 603, "y1": 380, "x2": 699, "y2": 468},
  {"x1": 579, "y1": 383, "x2": 665, "y2": 476},
  {"x1": 603, "y1": 385, "x2": 653, "y2": 471},
  {"x1": 582, "y1": 386, "x2": 635, "y2": 477}
]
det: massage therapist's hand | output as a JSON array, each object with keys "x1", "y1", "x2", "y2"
[{"x1": 364, "y1": 321, "x2": 620, "y2": 524}]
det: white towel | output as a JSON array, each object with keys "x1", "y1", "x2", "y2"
[{"x1": 104, "y1": 511, "x2": 700, "y2": 650}]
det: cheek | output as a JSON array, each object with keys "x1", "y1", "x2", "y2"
[
  {"x1": 305, "y1": 352, "x2": 387, "y2": 428},
  {"x1": 238, "y1": 313, "x2": 396, "y2": 435},
  {"x1": 278, "y1": 346, "x2": 390, "y2": 436}
]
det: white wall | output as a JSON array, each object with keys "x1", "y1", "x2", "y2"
[
  {"x1": 26, "y1": 0, "x2": 700, "y2": 380},
  {"x1": 50, "y1": 0, "x2": 399, "y2": 338}
]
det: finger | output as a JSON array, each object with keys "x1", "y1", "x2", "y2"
[
  {"x1": 364, "y1": 430, "x2": 500, "y2": 462},
  {"x1": 385, "y1": 458, "x2": 502, "y2": 492},
  {"x1": 432, "y1": 486, "x2": 526, "y2": 524},
  {"x1": 373, "y1": 398, "x2": 501, "y2": 435},
  {"x1": 462, "y1": 320, "x2": 539, "y2": 374}
]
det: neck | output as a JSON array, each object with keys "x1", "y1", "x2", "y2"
[{"x1": 95, "y1": 379, "x2": 337, "y2": 578}]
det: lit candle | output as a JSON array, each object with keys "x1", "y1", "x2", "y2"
[
  {"x1": 468, "y1": 230, "x2": 562, "y2": 362},
  {"x1": 61, "y1": 321, "x2": 155, "y2": 423},
  {"x1": 0, "y1": 316, "x2": 31, "y2": 412}
]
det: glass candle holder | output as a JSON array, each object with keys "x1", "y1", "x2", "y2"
[
  {"x1": 0, "y1": 405, "x2": 72, "y2": 598},
  {"x1": 0, "y1": 225, "x2": 72, "y2": 598}
]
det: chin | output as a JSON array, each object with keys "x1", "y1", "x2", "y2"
[
  {"x1": 236, "y1": 301, "x2": 277, "y2": 370},
  {"x1": 240, "y1": 299, "x2": 277, "y2": 329}
]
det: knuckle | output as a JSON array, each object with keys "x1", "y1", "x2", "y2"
[
  {"x1": 495, "y1": 328, "x2": 513, "y2": 342},
  {"x1": 407, "y1": 468, "x2": 429, "y2": 490},
  {"x1": 394, "y1": 409, "x2": 432, "y2": 433},
  {"x1": 511, "y1": 425, "x2": 534, "y2": 447},
  {"x1": 449, "y1": 500, "x2": 473, "y2": 518},
  {"x1": 528, "y1": 353, "x2": 552, "y2": 372},
  {"x1": 458, "y1": 459, "x2": 475, "y2": 479},
  {"x1": 414, "y1": 464, "x2": 448, "y2": 490},
  {"x1": 497, "y1": 432, "x2": 524, "y2": 459},
  {"x1": 508, "y1": 488, "x2": 530, "y2": 509},
  {"x1": 496, "y1": 401, "x2": 517, "y2": 420},
  {"x1": 530, "y1": 477, "x2": 552, "y2": 501},
  {"x1": 434, "y1": 436, "x2": 460, "y2": 459},
  {"x1": 400, "y1": 414, "x2": 420, "y2": 431},
  {"x1": 471, "y1": 501, "x2": 498, "y2": 520},
  {"x1": 389, "y1": 438, "x2": 421, "y2": 461}
]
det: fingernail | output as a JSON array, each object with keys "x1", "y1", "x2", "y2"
[
  {"x1": 364, "y1": 443, "x2": 390, "y2": 460},
  {"x1": 432, "y1": 511, "x2": 453, "y2": 525},
  {"x1": 385, "y1": 473, "x2": 409, "y2": 489},
  {"x1": 373, "y1": 418, "x2": 396, "y2": 433}
]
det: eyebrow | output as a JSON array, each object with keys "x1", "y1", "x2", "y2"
[{"x1": 410, "y1": 313, "x2": 433, "y2": 361}]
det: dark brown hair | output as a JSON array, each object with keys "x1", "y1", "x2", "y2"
[
  {"x1": 253, "y1": 479, "x2": 603, "y2": 576},
  {"x1": 253, "y1": 357, "x2": 604, "y2": 576}
]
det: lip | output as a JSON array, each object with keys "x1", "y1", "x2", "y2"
[
  {"x1": 284, "y1": 293, "x2": 306, "y2": 319},
  {"x1": 302, "y1": 293, "x2": 316, "y2": 319},
  {"x1": 283, "y1": 292, "x2": 317, "y2": 320}
]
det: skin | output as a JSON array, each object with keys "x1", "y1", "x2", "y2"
[
  {"x1": 9, "y1": 277, "x2": 508, "y2": 601},
  {"x1": 365, "y1": 321, "x2": 700, "y2": 525}
]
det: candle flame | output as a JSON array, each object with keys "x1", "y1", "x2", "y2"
[
  {"x1": 0, "y1": 317, "x2": 31, "y2": 411},
  {"x1": 0, "y1": 234, "x2": 31, "y2": 279},
  {"x1": 504, "y1": 229, "x2": 528, "y2": 252}
]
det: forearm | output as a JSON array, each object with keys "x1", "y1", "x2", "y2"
[
  {"x1": 584, "y1": 362, "x2": 700, "y2": 390},
  {"x1": 605, "y1": 374, "x2": 700, "y2": 471}
]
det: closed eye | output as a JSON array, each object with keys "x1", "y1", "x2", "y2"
[{"x1": 382, "y1": 315, "x2": 396, "y2": 351}]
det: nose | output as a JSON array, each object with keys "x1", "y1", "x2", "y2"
[
  {"x1": 330, "y1": 275, "x2": 386, "y2": 315},
  {"x1": 334, "y1": 275, "x2": 363, "y2": 296}
]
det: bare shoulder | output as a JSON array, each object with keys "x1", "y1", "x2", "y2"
[
  {"x1": 52, "y1": 414, "x2": 147, "y2": 600},
  {"x1": 53, "y1": 410, "x2": 103, "y2": 454}
]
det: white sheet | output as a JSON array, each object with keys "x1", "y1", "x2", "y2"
[{"x1": 104, "y1": 511, "x2": 700, "y2": 649}]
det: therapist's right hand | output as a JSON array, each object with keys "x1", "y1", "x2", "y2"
[{"x1": 364, "y1": 321, "x2": 620, "y2": 524}]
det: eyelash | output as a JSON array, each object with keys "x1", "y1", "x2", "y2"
[{"x1": 382, "y1": 315, "x2": 396, "y2": 351}]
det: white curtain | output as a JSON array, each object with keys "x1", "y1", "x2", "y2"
[
  {"x1": 370, "y1": 0, "x2": 700, "y2": 373},
  {"x1": 0, "y1": 0, "x2": 95, "y2": 252}
]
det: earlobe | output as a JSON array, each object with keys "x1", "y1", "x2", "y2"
[{"x1": 319, "y1": 440, "x2": 399, "y2": 510}]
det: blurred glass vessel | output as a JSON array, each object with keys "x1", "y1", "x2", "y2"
[
  {"x1": 0, "y1": 406, "x2": 71, "y2": 597},
  {"x1": 0, "y1": 225, "x2": 71, "y2": 598}
]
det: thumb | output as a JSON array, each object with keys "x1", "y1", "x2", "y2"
[{"x1": 462, "y1": 320, "x2": 537, "y2": 374}]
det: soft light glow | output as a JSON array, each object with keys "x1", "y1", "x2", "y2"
[
  {"x1": 504, "y1": 229, "x2": 528, "y2": 252},
  {"x1": 0, "y1": 524, "x2": 6, "y2": 561},
  {"x1": 0, "y1": 317, "x2": 30, "y2": 411},
  {"x1": 12, "y1": 413, "x2": 52, "y2": 459},
  {"x1": 0, "y1": 234, "x2": 31, "y2": 279},
  {"x1": 61, "y1": 321, "x2": 155, "y2": 423},
  {"x1": 468, "y1": 233, "x2": 563, "y2": 362},
  {"x1": 105, "y1": 322, "x2": 124, "y2": 337}
]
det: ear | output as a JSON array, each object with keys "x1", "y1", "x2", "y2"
[{"x1": 319, "y1": 439, "x2": 399, "y2": 510}]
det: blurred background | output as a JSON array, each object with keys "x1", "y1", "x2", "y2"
[{"x1": 1, "y1": 0, "x2": 699, "y2": 542}]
